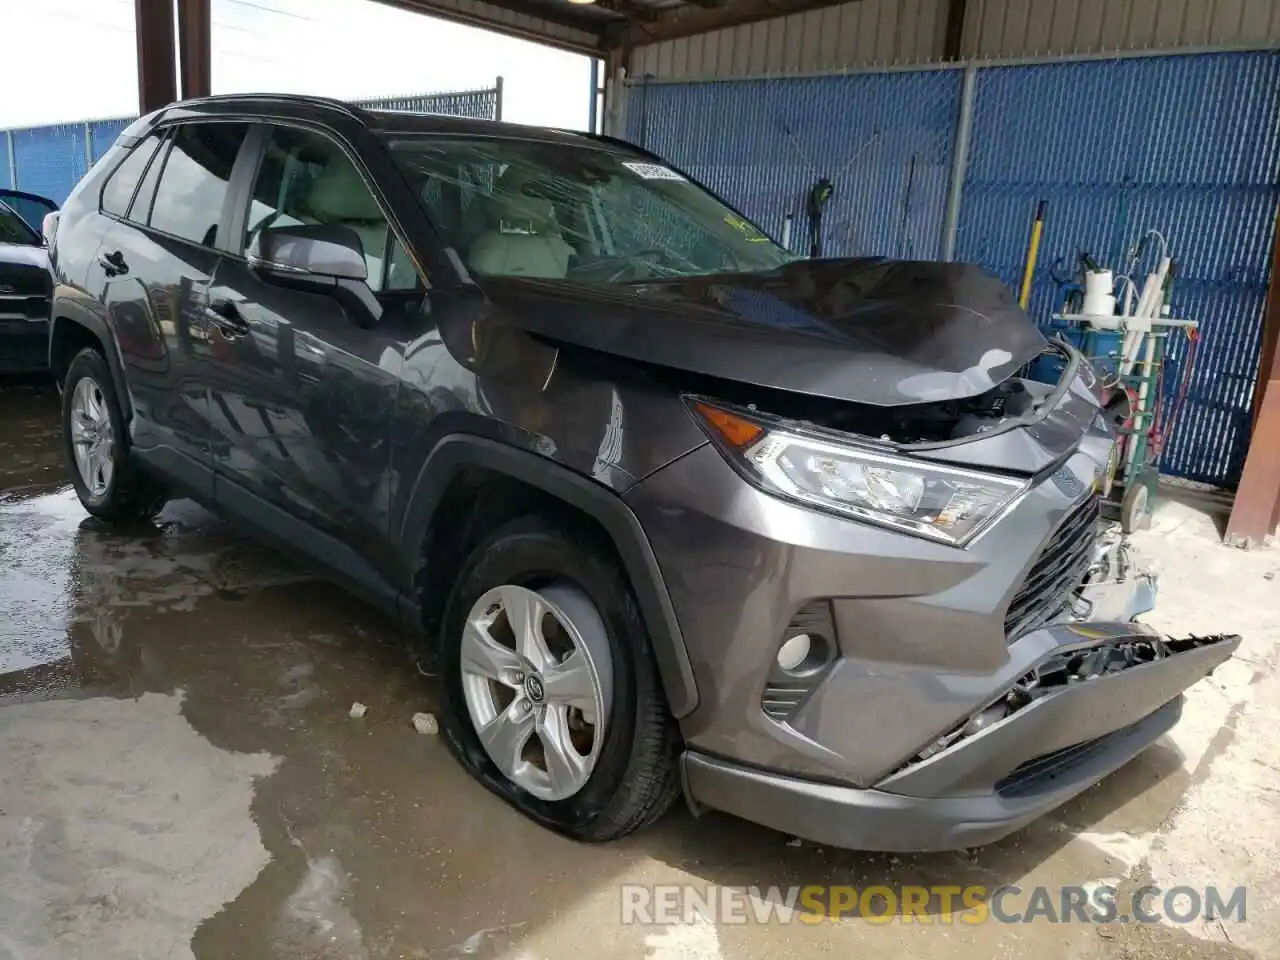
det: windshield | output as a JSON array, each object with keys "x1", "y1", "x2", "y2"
[
  {"x1": 0, "y1": 201, "x2": 41, "y2": 246},
  {"x1": 384, "y1": 135, "x2": 797, "y2": 283}
]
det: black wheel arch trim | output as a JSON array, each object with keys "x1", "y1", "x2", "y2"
[
  {"x1": 48, "y1": 301, "x2": 133, "y2": 420},
  {"x1": 400, "y1": 433, "x2": 699, "y2": 719}
]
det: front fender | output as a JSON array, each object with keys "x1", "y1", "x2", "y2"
[{"x1": 398, "y1": 433, "x2": 699, "y2": 718}]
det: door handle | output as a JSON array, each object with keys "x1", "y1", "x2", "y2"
[
  {"x1": 98, "y1": 249, "x2": 128, "y2": 277},
  {"x1": 206, "y1": 298, "x2": 249, "y2": 337}
]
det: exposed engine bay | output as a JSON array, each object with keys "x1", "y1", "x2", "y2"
[
  {"x1": 798, "y1": 375, "x2": 1053, "y2": 444},
  {"x1": 599, "y1": 341, "x2": 1071, "y2": 452}
]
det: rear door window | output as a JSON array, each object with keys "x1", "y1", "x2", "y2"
[
  {"x1": 149, "y1": 122, "x2": 250, "y2": 247},
  {"x1": 100, "y1": 134, "x2": 162, "y2": 217}
]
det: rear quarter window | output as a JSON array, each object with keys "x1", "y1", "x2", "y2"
[{"x1": 100, "y1": 134, "x2": 163, "y2": 217}]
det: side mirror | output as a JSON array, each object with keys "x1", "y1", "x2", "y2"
[
  {"x1": 248, "y1": 224, "x2": 368, "y2": 282},
  {"x1": 41, "y1": 211, "x2": 59, "y2": 248},
  {"x1": 247, "y1": 224, "x2": 383, "y2": 329}
]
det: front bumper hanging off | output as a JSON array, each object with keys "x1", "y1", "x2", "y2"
[{"x1": 681, "y1": 537, "x2": 1241, "y2": 852}]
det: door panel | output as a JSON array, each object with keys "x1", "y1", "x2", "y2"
[
  {"x1": 100, "y1": 221, "x2": 220, "y2": 500},
  {"x1": 97, "y1": 120, "x2": 250, "y2": 500},
  {"x1": 207, "y1": 122, "x2": 425, "y2": 606},
  {"x1": 206, "y1": 261, "x2": 410, "y2": 607}
]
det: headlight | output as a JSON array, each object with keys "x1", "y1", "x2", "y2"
[{"x1": 692, "y1": 400, "x2": 1027, "y2": 546}]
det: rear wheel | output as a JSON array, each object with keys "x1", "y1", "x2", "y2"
[
  {"x1": 437, "y1": 514, "x2": 682, "y2": 841},
  {"x1": 61, "y1": 347, "x2": 167, "y2": 522}
]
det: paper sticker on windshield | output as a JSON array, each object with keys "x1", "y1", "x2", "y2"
[
  {"x1": 723, "y1": 213, "x2": 769, "y2": 242},
  {"x1": 622, "y1": 162, "x2": 686, "y2": 181}
]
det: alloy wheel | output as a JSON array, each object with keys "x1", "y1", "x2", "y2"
[
  {"x1": 459, "y1": 582, "x2": 613, "y2": 801},
  {"x1": 69, "y1": 376, "x2": 115, "y2": 498}
]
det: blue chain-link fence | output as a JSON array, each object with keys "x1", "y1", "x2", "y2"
[
  {"x1": 958, "y1": 52, "x2": 1280, "y2": 486},
  {"x1": 626, "y1": 51, "x2": 1280, "y2": 487},
  {"x1": 628, "y1": 69, "x2": 962, "y2": 261},
  {"x1": 1, "y1": 82, "x2": 502, "y2": 206}
]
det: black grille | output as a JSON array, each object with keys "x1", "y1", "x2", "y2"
[
  {"x1": 1004, "y1": 495, "x2": 1099, "y2": 640},
  {"x1": 761, "y1": 683, "x2": 812, "y2": 720},
  {"x1": 0, "y1": 264, "x2": 52, "y2": 298},
  {"x1": 0, "y1": 265, "x2": 52, "y2": 322}
]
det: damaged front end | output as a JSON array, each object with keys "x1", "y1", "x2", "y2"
[
  {"x1": 858, "y1": 470, "x2": 1243, "y2": 821},
  {"x1": 563, "y1": 253, "x2": 1244, "y2": 850},
  {"x1": 891, "y1": 527, "x2": 1240, "y2": 784}
]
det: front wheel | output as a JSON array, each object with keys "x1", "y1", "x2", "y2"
[
  {"x1": 61, "y1": 347, "x2": 167, "y2": 522},
  {"x1": 437, "y1": 515, "x2": 682, "y2": 841}
]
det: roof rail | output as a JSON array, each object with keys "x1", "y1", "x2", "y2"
[{"x1": 173, "y1": 92, "x2": 372, "y2": 121}]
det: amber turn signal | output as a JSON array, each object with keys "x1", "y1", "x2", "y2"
[{"x1": 695, "y1": 402, "x2": 764, "y2": 448}]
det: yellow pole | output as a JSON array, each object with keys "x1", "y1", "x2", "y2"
[{"x1": 1019, "y1": 199, "x2": 1047, "y2": 309}]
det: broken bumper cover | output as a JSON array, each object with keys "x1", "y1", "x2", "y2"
[{"x1": 682, "y1": 619, "x2": 1240, "y2": 852}]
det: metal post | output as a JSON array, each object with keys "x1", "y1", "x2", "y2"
[
  {"x1": 177, "y1": 0, "x2": 212, "y2": 101},
  {"x1": 6, "y1": 131, "x2": 15, "y2": 189},
  {"x1": 135, "y1": 0, "x2": 178, "y2": 113},
  {"x1": 940, "y1": 62, "x2": 977, "y2": 262},
  {"x1": 588, "y1": 58, "x2": 600, "y2": 134},
  {"x1": 83, "y1": 122, "x2": 93, "y2": 175},
  {"x1": 943, "y1": 0, "x2": 968, "y2": 60},
  {"x1": 1226, "y1": 203, "x2": 1280, "y2": 547},
  {"x1": 494, "y1": 76, "x2": 504, "y2": 122}
]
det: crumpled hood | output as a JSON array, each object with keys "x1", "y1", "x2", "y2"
[{"x1": 476, "y1": 258, "x2": 1048, "y2": 407}]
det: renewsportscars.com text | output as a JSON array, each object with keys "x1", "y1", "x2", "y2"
[{"x1": 620, "y1": 883, "x2": 1247, "y2": 926}]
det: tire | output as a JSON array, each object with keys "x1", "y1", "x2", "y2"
[
  {"x1": 437, "y1": 513, "x2": 682, "y2": 841},
  {"x1": 1120, "y1": 481, "x2": 1151, "y2": 534},
  {"x1": 61, "y1": 346, "x2": 167, "y2": 522}
]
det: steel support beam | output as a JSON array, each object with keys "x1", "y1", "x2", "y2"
[
  {"x1": 943, "y1": 0, "x2": 967, "y2": 60},
  {"x1": 601, "y1": 46, "x2": 629, "y2": 137},
  {"x1": 624, "y1": 0, "x2": 851, "y2": 45},
  {"x1": 1226, "y1": 205, "x2": 1280, "y2": 547},
  {"x1": 135, "y1": 0, "x2": 177, "y2": 114},
  {"x1": 178, "y1": 0, "x2": 212, "y2": 101},
  {"x1": 940, "y1": 62, "x2": 976, "y2": 260},
  {"x1": 374, "y1": 0, "x2": 606, "y2": 55}
]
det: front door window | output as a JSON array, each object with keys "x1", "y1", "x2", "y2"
[{"x1": 245, "y1": 127, "x2": 416, "y2": 292}]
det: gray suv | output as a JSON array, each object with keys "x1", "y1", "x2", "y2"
[{"x1": 46, "y1": 94, "x2": 1237, "y2": 851}]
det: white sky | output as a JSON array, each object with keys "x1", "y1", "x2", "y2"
[{"x1": 3, "y1": 0, "x2": 593, "y2": 130}]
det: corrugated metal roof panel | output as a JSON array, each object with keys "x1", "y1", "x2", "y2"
[
  {"x1": 959, "y1": 0, "x2": 1280, "y2": 59},
  {"x1": 630, "y1": 0, "x2": 1280, "y2": 81},
  {"x1": 630, "y1": 0, "x2": 949, "y2": 80}
]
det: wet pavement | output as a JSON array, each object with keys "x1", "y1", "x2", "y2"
[{"x1": 1, "y1": 379, "x2": 1277, "y2": 960}]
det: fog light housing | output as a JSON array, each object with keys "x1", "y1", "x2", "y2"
[{"x1": 762, "y1": 602, "x2": 838, "y2": 722}]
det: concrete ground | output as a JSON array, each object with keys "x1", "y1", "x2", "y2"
[{"x1": 1, "y1": 377, "x2": 1277, "y2": 960}]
